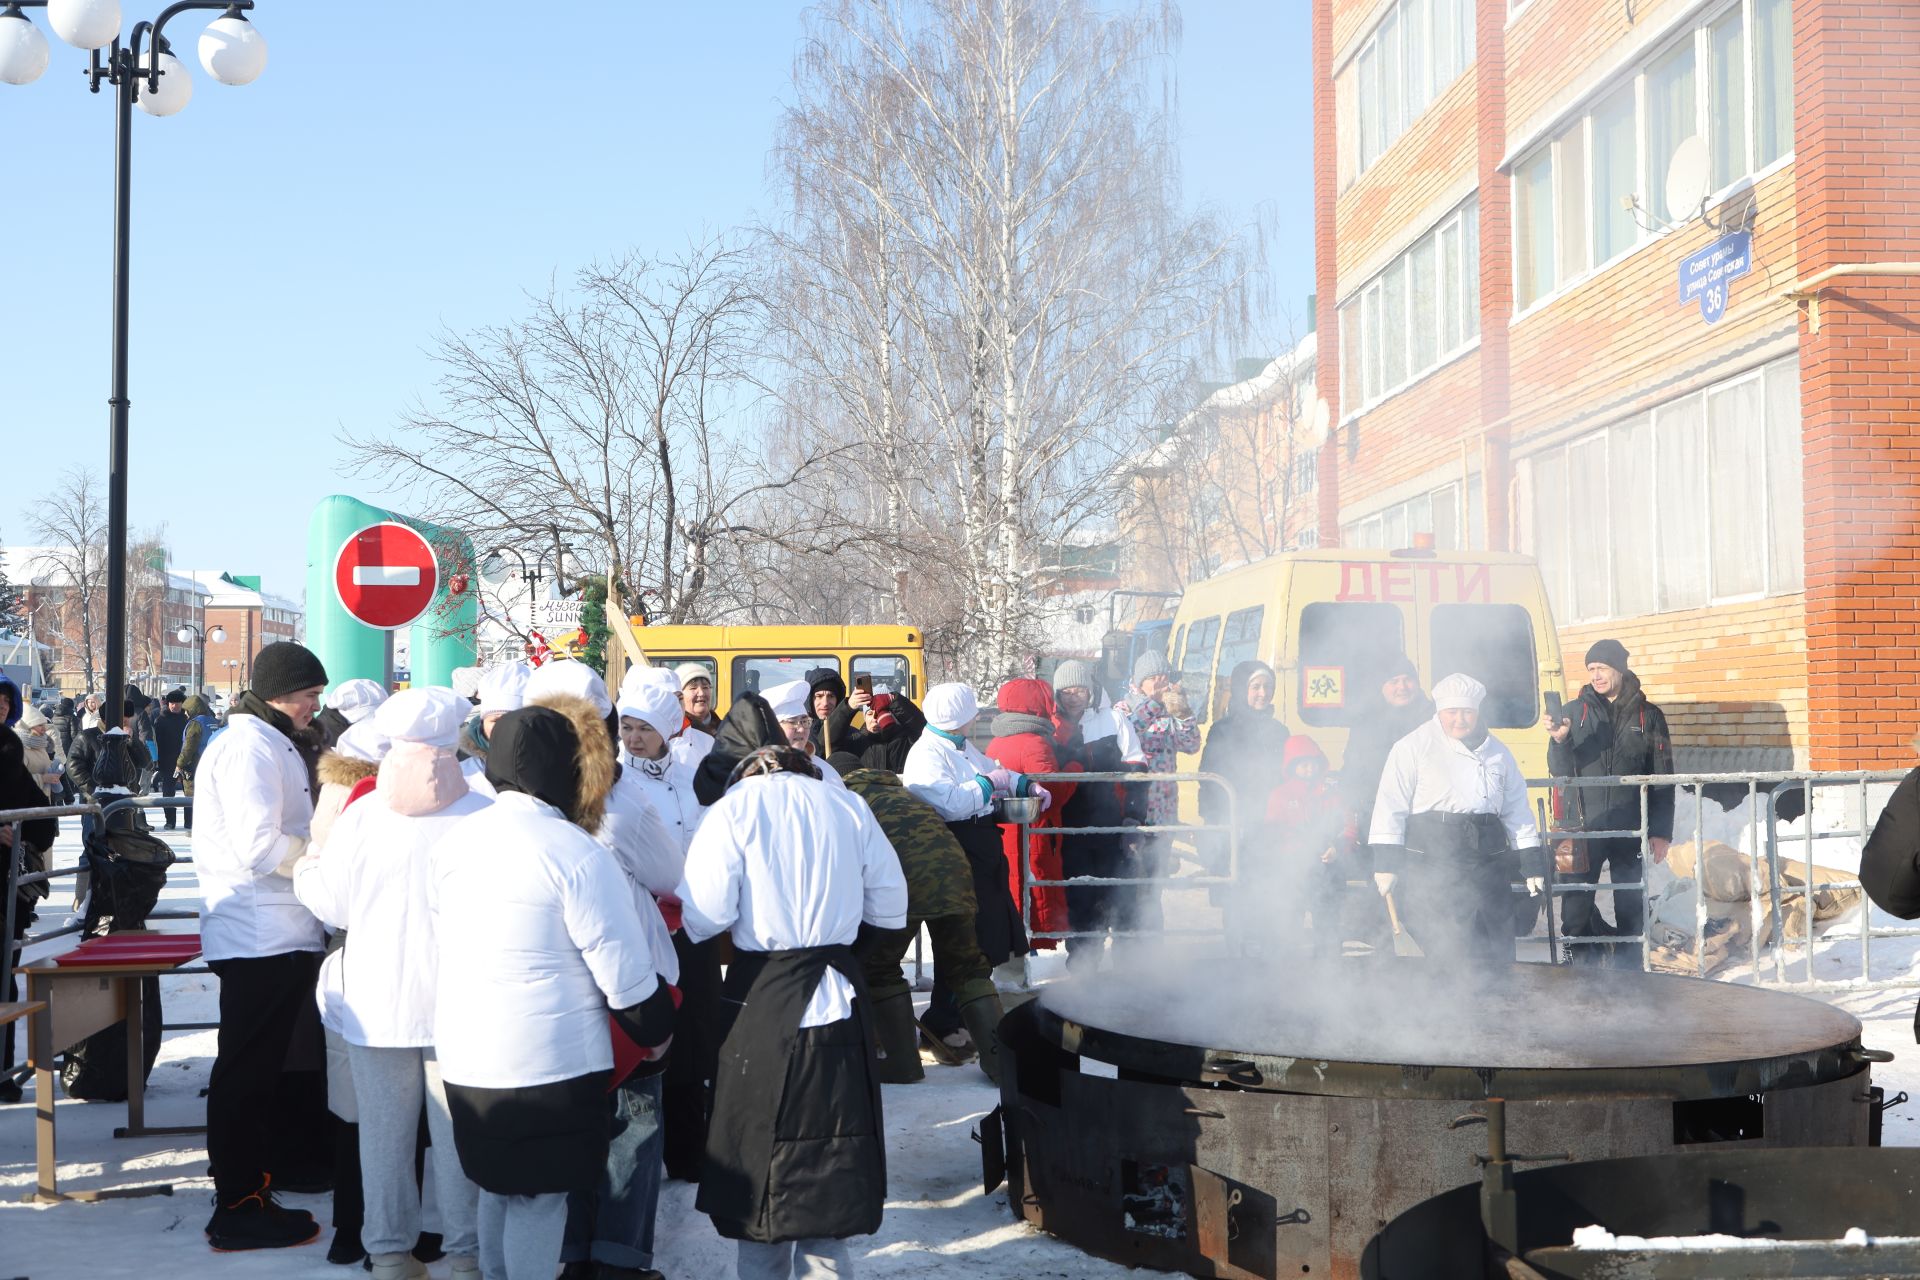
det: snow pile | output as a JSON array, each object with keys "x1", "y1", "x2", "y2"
[{"x1": 1572, "y1": 1224, "x2": 1918, "y2": 1251}]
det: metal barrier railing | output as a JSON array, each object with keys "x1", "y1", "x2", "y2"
[
  {"x1": 989, "y1": 765, "x2": 1916, "y2": 995},
  {"x1": 4, "y1": 794, "x2": 205, "y2": 1087}
]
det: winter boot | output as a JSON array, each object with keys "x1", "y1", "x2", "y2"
[
  {"x1": 204, "y1": 1176, "x2": 321, "y2": 1252},
  {"x1": 959, "y1": 993, "x2": 1007, "y2": 1086},
  {"x1": 872, "y1": 991, "x2": 926, "y2": 1084},
  {"x1": 368, "y1": 1252, "x2": 428, "y2": 1280}
]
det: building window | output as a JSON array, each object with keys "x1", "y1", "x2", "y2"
[
  {"x1": 1338, "y1": 196, "x2": 1480, "y2": 417},
  {"x1": 1524, "y1": 354, "x2": 1801, "y2": 623},
  {"x1": 1295, "y1": 528, "x2": 1321, "y2": 550},
  {"x1": 1340, "y1": 0, "x2": 1476, "y2": 186},
  {"x1": 1290, "y1": 448, "x2": 1319, "y2": 498},
  {"x1": 1511, "y1": 0, "x2": 1792, "y2": 310},
  {"x1": 1340, "y1": 479, "x2": 1477, "y2": 552}
]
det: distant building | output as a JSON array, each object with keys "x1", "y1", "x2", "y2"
[{"x1": 182, "y1": 571, "x2": 305, "y2": 699}]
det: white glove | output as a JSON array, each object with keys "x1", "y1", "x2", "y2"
[
  {"x1": 1033, "y1": 785, "x2": 1052, "y2": 814},
  {"x1": 1526, "y1": 876, "x2": 1547, "y2": 897},
  {"x1": 274, "y1": 834, "x2": 311, "y2": 878},
  {"x1": 1373, "y1": 871, "x2": 1397, "y2": 897},
  {"x1": 985, "y1": 768, "x2": 1019, "y2": 797}
]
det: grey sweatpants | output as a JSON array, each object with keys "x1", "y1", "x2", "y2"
[
  {"x1": 477, "y1": 1190, "x2": 569, "y2": 1280},
  {"x1": 738, "y1": 1237, "x2": 854, "y2": 1279},
  {"x1": 346, "y1": 1043, "x2": 478, "y2": 1261}
]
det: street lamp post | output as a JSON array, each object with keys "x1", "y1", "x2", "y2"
[
  {"x1": 219, "y1": 656, "x2": 239, "y2": 702},
  {"x1": 1, "y1": 0, "x2": 269, "y2": 730},
  {"x1": 175, "y1": 620, "x2": 224, "y2": 697}
]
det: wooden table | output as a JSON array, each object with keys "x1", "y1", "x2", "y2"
[{"x1": 17, "y1": 932, "x2": 203, "y2": 1203}]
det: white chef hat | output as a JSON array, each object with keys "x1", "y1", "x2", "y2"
[
  {"x1": 525, "y1": 659, "x2": 613, "y2": 717},
  {"x1": 618, "y1": 682, "x2": 685, "y2": 740},
  {"x1": 619, "y1": 664, "x2": 680, "y2": 701},
  {"x1": 1431, "y1": 672, "x2": 1488, "y2": 712},
  {"x1": 327, "y1": 678, "x2": 388, "y2": 725},
  {"x1": 476, "y1": 662, "x2": 533, "y2": 717},
  {"x1": 335, "y1": 718, "x2": 391, "y2": 764},
  {"x1": 763, "y1": 679, "x2": 811, "y2": 721},
  {"x1": 923, "y1": 682, "x2": 979, "y2": 732},
  {"x1": 450, "y1": 666, "x2": 484, "y2": 700},
  {"x1": 375, "y1": 686, "x2": 471, "y2": 749},
  {"x1": 674, "y1": 662, "x2": 713, "y2": 688}
]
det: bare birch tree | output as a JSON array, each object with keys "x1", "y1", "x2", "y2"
[
  {"x1": 342, "y1": 236, "x2": 853, "y2": 626},
  {"x1": 28, "y1": 468, "x2": 110, "y2": 692},
  {"x1": 769, "y1": 0, "x2": 1255, "y2": 680}
]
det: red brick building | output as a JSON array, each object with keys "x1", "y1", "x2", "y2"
[{"x1": 1313, "y1": 0, "x2": 1918, "y2": 768}]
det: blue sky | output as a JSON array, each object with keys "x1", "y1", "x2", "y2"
[{"x1": 5, "y1": 1, "x2": 1311, "y2": 602}]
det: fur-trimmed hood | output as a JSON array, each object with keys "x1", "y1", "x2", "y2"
[
  {"x1": 521, "y1": 691, "x2": 617, "y2": 835},
  {"x1": 317, "y1": 750, "x2": 381, "y2": 790}
]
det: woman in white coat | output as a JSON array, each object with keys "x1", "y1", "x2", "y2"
[
  {"x1": 294, "y1": 688, "x2": 491, "y2": 1280},
  {"x1": 432, "y1": 703, "x2": 676, "y2": 1280}
]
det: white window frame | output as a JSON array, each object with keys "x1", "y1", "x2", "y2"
[
  {"x1": 1509, "y1": 0, "x2": 1794, "y2": 321},
  {"x1": 1339, "y1": 197, "x2": 1481, "y2": 421},
  {"x1": 1522, "y1": 355, "x2": 1800, "y2": 622},
  {"x1": 1349, "y1": 0, "x2": 1476, "y2": 183}
]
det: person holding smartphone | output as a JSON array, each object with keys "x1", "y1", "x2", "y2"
[{"x1": 1542, "y1": 639, "x2": 1675, "y2": 966}]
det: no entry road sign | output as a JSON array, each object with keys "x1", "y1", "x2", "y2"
[{"x1": 334, "y1": 521, "x2": 439, "y2": 630}]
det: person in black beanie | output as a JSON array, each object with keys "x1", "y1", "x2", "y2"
[
  {"x1": 1544, "y1": 638, "x2": 1675, "y2": 966},
  {"x1": 196, "y1": 640, "x2": 334, "y2": 1251},
  {"x1": 153, "y1": 689, "x2": 189, "y2": 830}
]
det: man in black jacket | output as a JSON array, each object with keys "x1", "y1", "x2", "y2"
[
  {"x1": 1545, "y1": 638, "x2": 1675, "y2": 965},
  {"x1": 152, "y1": 689, "x2": 189, "y2": 830}
]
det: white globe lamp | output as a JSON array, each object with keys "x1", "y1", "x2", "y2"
[
  {"x1": 46, "y1": 0, "x2": 119, "y2": 50},
  {"x1": 136, "y1": 48, "x2": 191, "y2": 116},
  {"x1": 197, "y1": 12, "x2": 265, "y2": 86},
  {"x1": 0, "y1": 8, "x2": 49, "y2": 85}
]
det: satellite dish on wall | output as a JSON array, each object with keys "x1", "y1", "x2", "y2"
[
  {"x1": 1664, "y1": 136, "x2": 1711, "y2": 223},
  {"x1": 1310, "y1": 396, "x2": 1332, "y2": 446}
]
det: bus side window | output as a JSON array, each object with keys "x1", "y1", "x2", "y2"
[
  {"x1": 852, "y1": 654, "x2": 912, "y2": 699},
  {"x1": 1297, "y1": 602, "x2": 1405, "y2": 728},
  {"x1": 1178, "y1": 617, "x2": 1220, "y2": 725},
  {"x1": 1212, "y1": 606, "x2": 1265, "y2": 718}
]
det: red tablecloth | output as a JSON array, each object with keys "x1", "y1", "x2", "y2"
[{"x1": 51, "y1": 934, "x2": 202, "y2": 968}]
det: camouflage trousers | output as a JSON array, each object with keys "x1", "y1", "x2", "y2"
[{"x1": 862, "y1": 914, "x2": 994, "y2": 1008}]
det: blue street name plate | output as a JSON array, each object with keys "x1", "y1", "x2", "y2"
[{"x1": 1678, "y1": 231, "x2": 1754, "y2": 324}]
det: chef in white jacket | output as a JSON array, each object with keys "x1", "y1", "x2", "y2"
[
  {"x1": 294, "y1": 687, "x2": 489, "y2": 1280},
  {"x1": 195, "y1": 641, "x2": 331, "y2": 1252},
  {"x1": 432, "y1": 703, "x2": 676, "y2": 1280},
  {"x1": 763, "y1": 678, "x2": 845, "y2": 785},
  {"x1": 618, "y1": 679, "x2": 707, "y2": 856},
  {"x1": 1368, "y1": 672, "x2": 1545, "y2": 965},
  {"x1": 676, "y1": 746, "x2": 908, "y2": 1280},
  {"x1": 462, "y1": 662, "x2": 532, "y2": 798}
]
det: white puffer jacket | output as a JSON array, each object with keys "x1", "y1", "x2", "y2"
[
  {"x1": 294, "y1": 747, "x2": 492, "y2": 1047},
  {"x1": 431, "y1": 791, "x2": 663, "y2": 1089},
  {"x1": 195, "y1": 712, "x2": 324, "y2": 961}
]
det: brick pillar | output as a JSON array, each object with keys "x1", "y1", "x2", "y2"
[
  {"x1": 1797, "y1": 0, "x2": 1920, "y2": 768},
  {"x1": 1312, "y1": 0, "x2": 1342, "y2": 545},
  {"x1": 1476, "y1": 0, "x2": 1512, "y2": 552}
]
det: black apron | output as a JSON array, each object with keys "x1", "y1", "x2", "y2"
[
  {"x1": 947, "y1": 816, "x2": 1028, "y2": 965},
  {"x1": 445, "y1": 1070, "x2": 609, "y2": 1196},
  {"x1": 1395, "y1": 811, "x2": 1520, "y2": 966},
  {"x1": 698, "y1": 944, "x2": 886, "y2": 1243}
]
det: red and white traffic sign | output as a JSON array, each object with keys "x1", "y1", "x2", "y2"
[{"x1": 334, "y1": 521, "x2": 439, "y2": 631}]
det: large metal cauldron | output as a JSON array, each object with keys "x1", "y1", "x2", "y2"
[
  {"x1": 991, "y1": 954, "x2": 1878, "y2": 1280},
  {"x1": 1364, "y1": 1147, "x2": 1920, "y2": 1278}
]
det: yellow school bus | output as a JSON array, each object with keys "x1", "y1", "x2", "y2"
[
  {"x1": 1167, "y1": 547, "x2": 1563, "y2": 814},
  {"x1": 621, "y1": 623, "x2": 927, "y2": 709}
]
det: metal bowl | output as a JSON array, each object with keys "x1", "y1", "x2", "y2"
[{"x1": 997, "y1": 795, "x2": 1044, "y2": 824}]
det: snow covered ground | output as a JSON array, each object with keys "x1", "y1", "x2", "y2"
[{"x1": 4, "y1": 817, "x2": 1918, "y2": 1278}]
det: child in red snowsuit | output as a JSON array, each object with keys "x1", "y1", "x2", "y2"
[{"x1": 1264, "y1": 735, "x2": 1357, "y2": 953}]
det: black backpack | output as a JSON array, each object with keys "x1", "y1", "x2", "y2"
[{"x1": 60, "y1": 808, "x2": 175, "y2": 1102}]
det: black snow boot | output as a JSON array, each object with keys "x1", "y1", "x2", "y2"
[{"x1": 205, "y1": 1176, "x2": 321, "y2": 1252}]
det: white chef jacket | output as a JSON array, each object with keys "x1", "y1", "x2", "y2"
[
  {"x1": 901, "y1": 730, "x2": 995, "y2": 821},
  {"x1": 676, "y1": 772, "x2": 908, "y2": 1027},
  {"x1": 431, "y1": 791, "x2": 663, "y2": 1089},
  {"x1": 195, "y1": 712, "x2": 324, "y2": 961},
  {"x1": 600, "y1": 766, "x2": 685, "y2": 896},
  {"x1": 669, "y1": 727, "x2": 714, "y2": 772},
  {"x1": 621, "y1": 752, "x2": 707, "y2": 857},
  {"x1": 1368, "y1": 718, "x2": 1541, "y2": 851},
  {"x1": 295, "y1": 784, "x2": 493, "y2": 1047}
]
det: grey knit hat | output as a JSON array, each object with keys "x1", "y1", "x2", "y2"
[
  {"x1": 1132, "y1": 650, "x2": 1171, "y2": 683},
  {"x1": 1051, "y1": 659, "x2": 1097, "y2": 693}
]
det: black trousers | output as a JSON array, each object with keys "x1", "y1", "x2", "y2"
[
  {"x1": 1559, "y1": 836, "x2": 1644, "y2": 938},
  {"x1": 156, "y1": 767, "x2": 181, "y2": 829},
  {"x1": 207, "y1": 950, "x2": 322, "y2": 1202}
]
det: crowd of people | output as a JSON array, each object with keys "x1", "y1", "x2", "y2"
[{"x1": 0, "y1": 632, "x2": 1684, "y2": 1277}]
